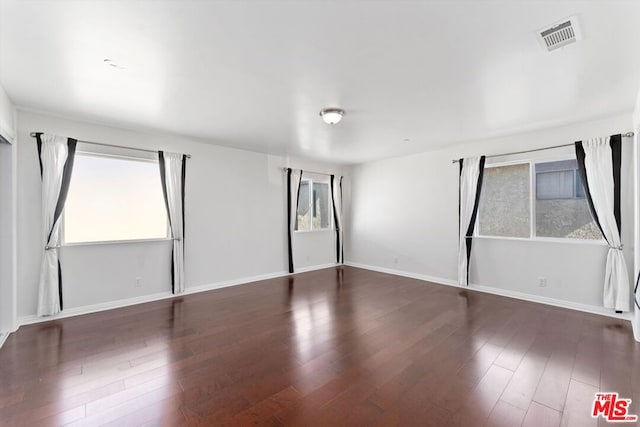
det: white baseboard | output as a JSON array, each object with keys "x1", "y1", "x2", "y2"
[
  {"x1": 182, "y1": 263, "x2": 338, "y2": 295},
  {"x1": 183, "y1": 271, "x2": 288, "y2": 296},
  {"x1": 18, "y1": 291, "x2": 175, "y2": 326},
  {"x1": 295, "y1": 262, "x2": 340, "y2": 274},
  {"x1": 0, "y1": 333, "x2": 7, "y2": 349},
  {"x1": 345, "y1": 261, "x2": 632, "y2": 321},
  {"x1": 17, "y1": 263, "x2": 339, "y2": 328}
]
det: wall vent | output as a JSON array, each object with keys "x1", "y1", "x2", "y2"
[{"x1": 537, "y1": 17, "x2": 581, "y2": 52}]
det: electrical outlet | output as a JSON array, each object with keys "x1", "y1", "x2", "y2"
[
  {"x1": 538, "y1": 277, "x2": 547, "y2": 288},
  {"x1": 135, "y1": 277, "x2": 142, "y2": 288},
  {"x1": 393, "y1": 257, "x2": 399, "y2": 264}
]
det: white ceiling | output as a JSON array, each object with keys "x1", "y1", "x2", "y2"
[{"x1": 1, "y1": 1, "x2": 639, "y2": 164}]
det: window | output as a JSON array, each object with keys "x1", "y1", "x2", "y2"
[
  {"x1": 478, "y1": 163, "x2": 531, "y2": 238},
  {"x1": 63, "y1": 152, "x2": 169, "y2": 243},
  {"x1": 296, "y1": 178, "x2": 332, "y2": 231},
  {"x1": 535, "y1": 159, "x2": 599, "y2": 239},
  {"x1": 477, "y1": 158, "x2": 601, "y2": 241}
]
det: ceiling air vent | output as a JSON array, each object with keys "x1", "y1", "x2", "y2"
[{"x1": 537, "y1": 17, "x2": 581, "y2": 52}]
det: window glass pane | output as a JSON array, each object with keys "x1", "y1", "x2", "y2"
[
  {"x1": 478, "y1": 163, "x2": 531, "y2": 238},
  {"x1": 312, "y1": 182, "x2": 330, "y2": 229},
  {"x1": 296, "y1": 180, "x2": 310, "y2": 231},
  {"x1": 64, "y1": 153, "x2": 168, "y2": 243},
  {"x1": 535, "y1": 159, "x2": 577, "y2": 172},
  {"x1": 535, "y1": 160, "x2": 600, "y2": 239},
  {"x1": 536, "y1": 170, "x2": 574, "y2": 199},
  {"x1": 575, "y1": 173, "x2": 586, "y2": 198}
]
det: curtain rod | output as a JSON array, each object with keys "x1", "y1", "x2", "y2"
[
  {"x1": 450, "y1": 131, "x2": 634, "y2": 164},
  {"x1": 282, "y1": 167, "x2": 340, "y2": 177},
  {"x1": 29, "y1": 132, "x2": 192, "y2": 159}
]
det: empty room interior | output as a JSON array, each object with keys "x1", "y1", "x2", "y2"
[{"x1": 1, "y1": 1, "x2": 640, "y2": 426}]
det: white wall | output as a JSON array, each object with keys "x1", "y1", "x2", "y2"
[
  {"x1": 16, "y1": 110, "x2": 346, "y2": 319},
  {"x1": 0, "y1": 142, "x2": 17, "y2": 334},
  {"x1": 0, "y1": 84, "x2": 15, "y2": 141},
  {"x1": 0, "y1": 84, "x2": 17, "y2": 335},
  {"x1": 348, "y1": 114, "x2": 634, "y2": 312}
]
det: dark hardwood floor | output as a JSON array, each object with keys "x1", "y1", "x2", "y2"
[{"x1": 1, "y1": 266, "x2": 638, "y2": 426}]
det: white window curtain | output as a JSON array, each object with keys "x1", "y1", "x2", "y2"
[
  {"x1": 330, "y1": 175, "x2": 344, "y2": 264},
  {"x1": 287, "y1": 168, "x2": 302, "y2": 273},
  {"x1": 458, "y1": 156, "x2": 485, "y2": 286},
  {"x1": 634, "y1": 272, "x2": 639, "y2": 341},
  {"x1": 576, "y1": 136, "x2": 630, "y2": 312},
  {"x1": 635, "y1": 128, "x2": 640, "y2": 342},
  {"x1": 36, "y1": 134, "x2": 77, "y2": 316},
  {"x1": 159, "y1": 151, "x2": 187, "y2": 294}
]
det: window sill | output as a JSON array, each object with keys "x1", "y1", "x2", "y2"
[
  {"x1": 61, "y1": 238, "x2": 173, "y2": 248},
  {"x1": 294, "y1": 229, "x2": 335, "y2": 234},
  {"x1": 473, "y1": 235, "x2": 607, "y2": 246}
]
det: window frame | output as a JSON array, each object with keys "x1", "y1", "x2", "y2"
[
  {"x1": 295, "y1": 175, "x2": 334, "y2": 233},
  {"x1": 61, "y1": 149, "x2": 171, "y2": 246},
  {"x1": 474, "y1": 155, "x2": 606, "y2": 245}
]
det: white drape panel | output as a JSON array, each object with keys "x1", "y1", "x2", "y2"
[
  {"x1": 160, "y1": 152, "x2": 185, "y2": 294},
  {"x1": 634, "y1": 129, "x2": 640, "y2": 342},
  {"x1": 288, "y1": 169, "x2": 302, "y2": 273},
  {"x1": 331, "y1": 175, "x2": 344, "y2": 264},
  {"x1": 37, "y1": 135, "x2": 70, "y2": 316},
  {"x1": 458, "y1": 157, "x2": 482, "y2": 286},
  {"x1": 634, "y1": 273, "x2": 640, "y2": 341},
  {"x1": 583, "y1": 137, "x2": 630, "y2": 311}
]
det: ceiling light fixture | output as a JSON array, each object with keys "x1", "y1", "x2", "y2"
[{"x1": 319, "y1": 108, "x2": 345, "y2": 125}]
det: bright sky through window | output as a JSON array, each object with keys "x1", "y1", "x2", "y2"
[{"x1": 64, "y1": 153, "x2": 168, "y2": 243}]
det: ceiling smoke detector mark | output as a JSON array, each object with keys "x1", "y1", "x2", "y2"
[
  {"x1": 537, "y1": 16, "x2": 581, "y2": 52},
  {"x1": 103, "y1": 58, "x2": 125, "y2": 69}
]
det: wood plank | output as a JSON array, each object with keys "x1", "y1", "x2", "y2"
[
  {"x1": 451, "y1": 364, "x2": 514, "y2": 425},
  {"x1": 486, "y1": 400, "x2": 526, "y2": 427},
  {"x1": 523, "y1": 401, "x2": 562, "y2": 427},
  {"x1": 560, "y1": 379, "x2": 598, "y2": 427},
  {"x1": 500, "y1": 353, "x2": 548, "y2": 410},
  {"x1": 532, "y1": 339, "x2": 577, "y2": 411}
]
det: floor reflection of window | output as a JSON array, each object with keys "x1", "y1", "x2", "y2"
[{"x1": 291, "y1": 300, "x2": 332, "y2": 362}]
